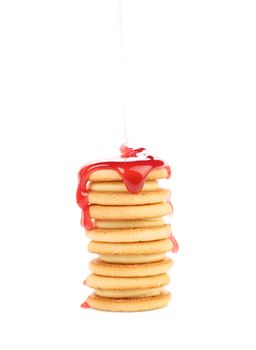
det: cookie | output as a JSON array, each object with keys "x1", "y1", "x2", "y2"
[
  {"x1": 86, "y1": 224, "x2": 171, "y2": 242},
  {"x1": 85, "y1": 273, "x2": 170, "y2": 290},
  {"x1": 94, "y1": 287, "x2": 163, "y2": 298},
  {"x1": 88, "y1": 189, "x2": 170, "y2": 206},
  {"x1": 89, "y1": 180, "x2": 159, "y2": 192},
  {"x1": 88, "y1": 238, "x2": 173, "y2": 255},
  {"x1": 89, "y1": 167, "x2": 169, "y2": 182},
  {"x1": 86, "y1": 291, "x2": 171, "y2": 312},
  {"x1": 90, "y1": 202, "x2": 172, "y2": 220},
  {"x1": 89, "y1": 257, "x2": 173, "y2": 277},
  {"x1": 94, "y1": 218, "x2": 165, "y2": 229},
  {"x1": 99, "y1": 253, "x2": 166, "y2": 264}
]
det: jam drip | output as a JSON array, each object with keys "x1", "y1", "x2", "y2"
[
  {"x1": 76, "y1": 146, "x2": 178, "y2": 253},
  {"x1": 80, "y1": 301, "x2": 90, "y2": 308},
  {"x1": 169, "y1": 234, "x2": 179, "y2": 253}
]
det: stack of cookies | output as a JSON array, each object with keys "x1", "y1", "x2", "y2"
[{"x1": 84, "y1": 167, "x2": 174, "y2": 312}]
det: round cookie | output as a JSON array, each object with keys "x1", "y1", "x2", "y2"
[
  {"x1": 88, "y1": 238, "x2": 173, "y2": 255},
  {"x1": 86, "y1": 291, "x2": 171, "y2": 312},
  {"x1": 89, "y1": 167, "x2": 169, "y2": 182},
  {"x1": 89, "y1": 180, "x2": 159, "y2": 192},
  {"x1": 90, "y1": 202, "x2": 172, "y2": 220},
  {"x1": 86, "y1": 224, "x2": 171, "y2": 243},
  {"x1": 88, "y1": 189, "x2": 170, "y2": 206},
  {"x1": 89, "y1": 258, "x2": 173, "y2": 277},
  {"x1": 94, "y1": 287, "x2": 163, "y2": 299},
  {"x1": 99, "y1": 253, "x2": 166, "y2": 264},
  {"x1": 85, "y1": 273, "x2": 170, "y2": 290},
  {"x1": 95, "y1": 218, "x2": 165, "y2": 229}
]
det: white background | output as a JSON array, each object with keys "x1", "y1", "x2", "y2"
[{"x1": 0, "y1": 0, "x2": 256, "y2": 349}]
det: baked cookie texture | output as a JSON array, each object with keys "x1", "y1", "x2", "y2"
[
  {"x1": 87, "y1": 291, "x2": 171, "y2": 312},
  {"x1": 81, "y1": 166, "x2": 175, "y2": 312}
]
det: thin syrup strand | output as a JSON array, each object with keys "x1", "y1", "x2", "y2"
[{"x1": 119, "y1": 0, "x2": 128, "y2": 144}]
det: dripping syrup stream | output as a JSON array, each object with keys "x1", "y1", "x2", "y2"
[{"x1": 119, "y1": 0, "x2": 128, "y2": 144}]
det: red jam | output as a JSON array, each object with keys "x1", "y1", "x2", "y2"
[
  {"x1": 169, "y1": 234, "x2": 179, "y2": 253},
  {"x1": 80, "y1": 301, "x2": 90, "y2": 308},
  {"x1": 76, "y1": 145, "x2": 178, "y2": 253}
]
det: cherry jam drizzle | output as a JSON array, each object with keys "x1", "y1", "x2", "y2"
[
  {"x1": 76, "y1": 145, "x2": 178, "y2": 253},
  {"x1": 80, "y1": 301, "x2": 90, "y2": 308}
]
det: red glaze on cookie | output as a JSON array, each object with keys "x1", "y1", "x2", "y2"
[{"x1": 76, "y1": 146, "x2": 178, "y2": 253}]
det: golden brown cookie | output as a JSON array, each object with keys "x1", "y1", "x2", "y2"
[
  {"x1": 94, "y1": 287, "x2": 163, "y2": 299},
  {"x1": 86, "y1": 291, "x2": 171, "y2": 312},
  {"x1": 88, "y1": 238, "x2": 173, "y2": 255},
  {"x1": 86, "y1": 224, "x2": 171, "y2": 243},
  {"x1": 89, "y1": 180, "x2": 159, "y2": 192},
  {"x1": 89, "y1": 257, "x2": 173, "y2": 277},
  {"x1": 99, "y1": 253, "x2": 166, "y2": 264},
  {"x1": 89, "y1": 167, "x2": 169, "y2": 182},
  {"x1": 88, "y1": 189, "x2": 170, "y2": 206},
  {"x1": 90, "y1": 202, "x2": 172, "y2": 220},
  {"x1": 85, "y1": 273, "x2": 170, "y2": 290},
  {"x1": 94, "y1": 218, "x2": 165, "y2": 229}
]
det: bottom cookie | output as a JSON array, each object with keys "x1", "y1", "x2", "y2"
[{"x1": 86, "y1": 291, "x2": 171, "y2": 312}]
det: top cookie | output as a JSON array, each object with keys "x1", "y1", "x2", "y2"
[{"x1": 89, "y1": 167, "x2": 169, "y2": 182}]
